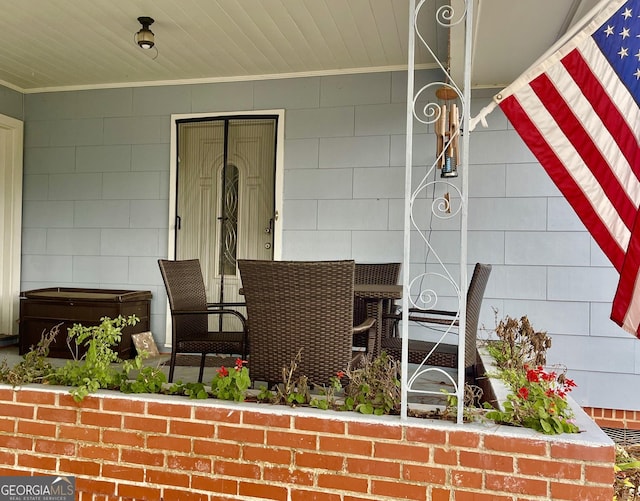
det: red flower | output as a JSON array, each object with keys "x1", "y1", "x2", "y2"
[
  {"x1": 217, "y1": 366, "x2": 229, "y2": 377},
  {"x1": 234, "y1": 358, "x2": 248, "y2": 371},
  {"x1": 517, "y1": 387, "x2": 529, "y2": 399},
  {"x1": 526, "y1": 369, "x2": 539, "y2": 383},
  {"x1": 336, "y1": 370, "x2": 345, "y2": 379}
]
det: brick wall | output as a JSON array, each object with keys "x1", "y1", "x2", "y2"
[
  {"x1": 583, "y1": 406, "x2": 640, "y2": 430},
  {"x1": 0, "y1": 386, "x2": 614, "y2": 501}
]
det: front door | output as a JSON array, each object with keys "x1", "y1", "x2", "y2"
[{"x1": 174, "y1": 116, "x2": 278, "y2": 309}]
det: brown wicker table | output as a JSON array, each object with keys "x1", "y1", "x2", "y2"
[{"x1": 354, "y1": 284, "x2": 402, "y2": 357}]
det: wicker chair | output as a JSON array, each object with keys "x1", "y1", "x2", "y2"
[
  {"x1": 238, "y1": 259, "x2": 375, "y2": 386},
  {"x1": 158, "y1": 259, "x2": 248, "y2": 383},
  {"x1": 353, "y1": 262, "x2": 401, "y2": 350},
  {"x1": 381, "y1": 263, "x2": 491, "y2": 379}
]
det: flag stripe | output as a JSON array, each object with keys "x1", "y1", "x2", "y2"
[
  {"x1": 562, "y1": 47, "x2": 640, "y2": 180},
  {"x1": 506, "y1": 82, "x2": 630, "y2": 265},
  {"x1": 530, "y1": 74, "x2": 638, "y2": 231},
  {"x1": 612, "y1": 217, "x2": 640, "y2": 335},
  {"x1": 500, "y1": 93, "x2": 627, "y2": 270}
]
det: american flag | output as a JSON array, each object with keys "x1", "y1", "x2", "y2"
[{"x1": 495, "y1": 0, "x2": 640, "y2": 337}]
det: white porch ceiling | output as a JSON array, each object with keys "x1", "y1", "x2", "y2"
[{"x1": 1, "y1": 0, "x2": 602, "y2": 93}]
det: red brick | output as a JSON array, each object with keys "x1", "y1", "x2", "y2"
[
  {"x1": 267, "y1": 429, "x2": 316, "y2": 449},
  {"x1": 145, "y1": 468, "x2": 190, "y2": 488},
  {"x1": 121, "y1": 448, "x2": 164, "y2": 466},
  {"x1": 37, "y1": 406, "x2": 77, "y2": 423},
  {"x1": 16, "y1": 391, "x2": 56, "y2": 405},
  {"x1": 75, "y1": 478, "x2": 116, "y2": 496},
  {"x1": 0, "y1": 417, "x2": 15, "y2": 432},
  {"x1": 58, "y1": 424, "x2": 100, "y2": 442},
  {"x1": 147, "y1": 434, "x2": 191, "y2": 453},
  {"x1": 18, "y1": 453, "x2": 56, "y2": 470},
  {"x1": 295, "y1": 451, "x2": 344, "y2": 470},
  {"x1": 585, "y1": 464, "x2": 615, "y2": 484},
  {"x1": 117, "y1": 484, "x2": 162, "y2": 501},
  {"x1": 194, "y1": 439, "x2": 240, "y2": 459},
  {"x1": 147, "y1": 401, "x2": 191, "y2": 418},
  {"x1": 78, "y1": 444, "x2": 119, "y2": 462},
  {"x1": 243, "y1": 445, "x2": 291, "y2": 464},
  {"x1": 347, "y1": 421, "x2": 402, "y2": 440},
  {"x1": 372, "y1": 479, "x2": 428, "y2": 500},
  {"x1": 294, "y1": 415, "x2": 344, "y2": 434},
  {"x1": 518, "y1": 458, "x2": 581, "y2": 479},
  {"x1": 102, "y1": 398, "x2": 145, "y2": 414},
  {"x1": 244, "y1": 411, "x2": 291, "y2": 429},
  {"x1": 101, "y1": 464, "x2": 145, "y2": 482},
  {"x1": 318, "y1": 473, "x2": 368, "y2": 493},
  {"x1": 0, "y1": 402, "x2": 34, "y2": 419},
  {"x1": 195, "y1": 406, "x2": 241, "y2": 423},
  {"x1": 59, "y1": 457, "x2": 101, "y2": 476},
  {"x1": 163, "y1": 489, "x2": 209, "y2": 501},
  {"x1": 80, "y1": 410, "x2": 121, "y2": 428},
  {"x1": 291, "y1": 489, "x2": 341, "y2": 501},
  {"x1": 239, "y1": 481, "x2": 288, "y2": 501},
  {"x1": 123, "y1": 415, "x2": 167, "y2": 433},
  {"x1": 170, "y1": 419, "x2": 214, "y2": 438},
  {"x1": 214, "y1": 460, "x2": 261, "y2": 479},
  {"x1": 483, "y1": 434, "x2": 548, "y2": 456},
  {"x1": 60, "y1": 394, "x2": 100, "y2": 409},
  {"x1": 455, "y1": 491, "x2": 511, "y2": 501},
  {"x1": 17, "y1": 420, "x2": 56, "y2": 437},
  {"x1": 459, "y1": 450, "x2": 514, "y2": 472},
  {"x1": 551, "y1": 443, "x2": 614, "y2": 462},
  {"x1": 102, "y1": 429, "x2": 145, "y2": 448},
  {"x1": 0, "y1": 388, "x2": 15, "y2": 401},
  {"x1": 486, "y1": 473, "x2": 547, "y2": 496},
  {"x1": 434, "y1": 447, "x2": 457, "y2": 465},
  {"x1": 430, "y1": 487, "x2": 452, "y2": 501},
  {"x1": 550, "y1": 482, "x2": 614, "y2": 501},
  {"x1": 451, "y1": 470, "x2": 483, "y2": 489},
  {"x1": 35, "y1": 438, "x2": 75, "y2": 456},
  {"x1": 448, "y1": 430, "x2": 481, "y2": 448},
  {"x1": 347, "y1": 457, "x2": 401, "y2": 478},
  {"x1": 406, "y1": 427, "x2": 446, "y2": 444},
  {"x1": 0, "y1": 435, "x2": 32, "y2": 451},
  {"x1": 168, "y1": 454, "x2": 212, "y2": 473},
  {"x1": 319, "y1": 435, "x2": 372, "y2": 456},
  {"x1": 403, "y1": 464, "x2": 447, "y2": 484},
  {"x1": 218, "y1": 424, "x2": 264, "y2": 443},
  {"x1": 191, "y1": 475, "x2": 237, "y2": 494},
  {"x1": 375, "y1": 441, "x2": 430, "y2": 462},
  {"x1": 263, "y1": 466, "x2": 314, "y2": 486}
]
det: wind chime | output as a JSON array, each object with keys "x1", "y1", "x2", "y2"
[{"x1": 434, "y1": 85, "x2": 460, "y2": 178}]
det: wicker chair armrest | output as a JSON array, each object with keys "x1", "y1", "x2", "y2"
[
  {"x1": 353, "y1": 316, "x2": 375, "y2": 333},
  {"x1": 352, "y1": 316, "x2": 376, "y2": 354},
  {"x1": 171, "y1": 308, "x2": 247, "y2": 328},
  {"x1": 206, "y1": 302, "x2": 246, "y2": 308}
]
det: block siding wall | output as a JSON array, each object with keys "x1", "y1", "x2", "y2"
[{"x1": 0, "y1": 387, "x2": 614, "y2": 501}]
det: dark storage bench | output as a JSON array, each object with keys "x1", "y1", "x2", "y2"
[{"x1": 19, "y1": 288, "x2": 152, "y2": 359}]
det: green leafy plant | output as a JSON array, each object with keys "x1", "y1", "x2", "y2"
[
  {"x1": 310, "y1": 372, "x2": 343, "y2": 410},
  {"x1": 0, "y1": 324, "x2": 58, "y2": 385},
  {"x1": 120, "y1": 366, "x2": 167, "y2": 394},
  {"x1": 614, "y1": 444, "x2": 640, "y2": 501},
  {"x1": 167, "y1": 381, "x2": 209, "y2": 399},
  {"x1": 48, "y1": 315, "x2": 142, "y2": 401},
  {"x1": 342, "y1": 351, "x2": 400, "y2": 415},
  {"x1": 211, "y1": 358, "x2": 251, "y2": 402}
]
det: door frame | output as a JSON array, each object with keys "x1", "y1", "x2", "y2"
[
  {"x1": 164, "y1": 110, "x2": 285, "y2": 347},
  {"x1": 0, "y1": 113, "x2": 23, "y2": 336}
]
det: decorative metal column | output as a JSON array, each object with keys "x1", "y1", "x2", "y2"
[{"x1": 401, "y1": 0, "x2": 473, "y2": 423}]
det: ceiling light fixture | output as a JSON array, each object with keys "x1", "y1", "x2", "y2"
[{"x1": 135, "y1": 17, "x2": 155, "y2": 50}]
